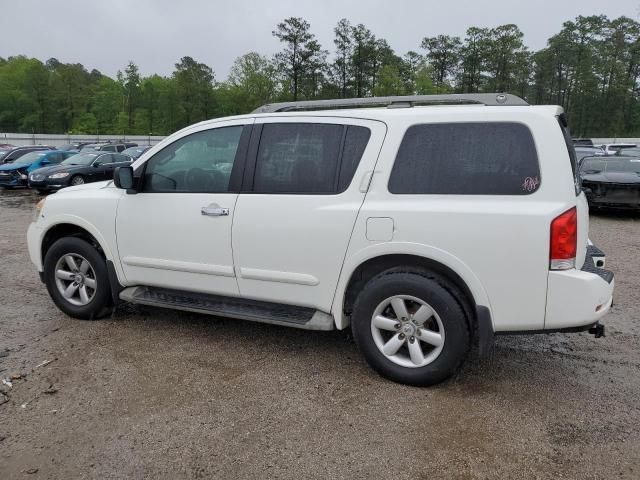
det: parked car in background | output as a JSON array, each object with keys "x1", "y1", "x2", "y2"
[
  {"x1": 0, "y1": 145, "x2": 56, "y2": 164},
  {"x1": 0, "y1": 144, "x2": 15, "y2": 162},
  {"x1": 28, "y1": 152, "x2": 132, "y2": 192},
  {"x1": 580, "y1": 155, "x2": 640, "y2": 209},
  {"x1": 601, "y1": 143, "x2": 637, "y2": 155},
  {"x1": 575, "y1": 146, "x2": 604, "y2": 164},
  {"x1": 573, "y1": 138, "x2": 594, "y2": 147},
  {"x1": 82, "y1": 142, "x2": 137, "y2": 153},
  {"x1": 0, "y1": 150, "x2": 76, "y2": 188},
  {"x1": 612, "y1": 147, "x2": 640, "y2": 157},
  {"x1": 58, "y1": 142, "x2": 94, "y2": 152},
  {"x1": 121, "y1": 145, "x2": 152, "y2": 160}
]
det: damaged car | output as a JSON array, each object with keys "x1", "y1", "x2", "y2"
[{"x1": 580, "y1": 156, "x2": 640, "y2": 209}]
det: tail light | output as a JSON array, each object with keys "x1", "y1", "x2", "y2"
[{"x1": 550, "y1": 207, "x2": 577, "y2": 270}]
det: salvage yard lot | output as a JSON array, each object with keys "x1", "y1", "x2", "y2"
[{"x1": 0, "y1": 189, "x2": 639, "y2": 479}]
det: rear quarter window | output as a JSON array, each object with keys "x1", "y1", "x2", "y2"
[{"x1": 388, "y1": 122, "x2": 540, "y2": 195}]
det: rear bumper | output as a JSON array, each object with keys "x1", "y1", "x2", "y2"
[{"x1": 544, "y1": 246, "x2": 614, "y2": 330}]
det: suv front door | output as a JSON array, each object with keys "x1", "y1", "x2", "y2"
[
  {"x1": 232, "y1": 117, "x2": 386, "y2": 312},
  {"x1": 115, "y1": 120, "x2": 252, "y2": 295}
]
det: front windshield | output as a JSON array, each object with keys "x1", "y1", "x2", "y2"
[
  {"x1": 61, "y1": 153, "x2": 98, "y2": 166},
  {"x1": 14, "y1": 151, "x2": 46, "y2": 164},
  {"x1": 581, "y1": 157, "x2": 640, "y2": 174}
]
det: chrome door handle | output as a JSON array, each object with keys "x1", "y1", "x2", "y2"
[{"x1": 201, "y1": 206, "x2": 229, "y2": 217}]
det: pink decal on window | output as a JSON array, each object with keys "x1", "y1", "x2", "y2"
[{"x1": 522, "y1": 176, "x2": 539, "y2": 192}]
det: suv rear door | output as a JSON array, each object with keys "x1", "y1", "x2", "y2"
[{"x1": 231, "y1": 117, "x2": 386, "y2": 312}]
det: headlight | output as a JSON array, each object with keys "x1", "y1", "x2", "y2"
[
  {"x1": 34, "y1": 197, "x2": 46, "y2": 221},
  {"x1": 48, "y1": 172, "x2": 70, "y2": 179}
]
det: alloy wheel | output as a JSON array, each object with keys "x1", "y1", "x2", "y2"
[
  {"x1": 54, "y1": 253, "x2": 97, "y2": 306},
  {"x1": 370, "y1": 295, "x2": 445, "y2": 368}
]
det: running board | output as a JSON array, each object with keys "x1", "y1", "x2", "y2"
[{"x1": 119, "y1": 286, "x2": 335, "y2": 331}]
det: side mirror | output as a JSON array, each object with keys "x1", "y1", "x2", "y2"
[
  {"x1": 114, "y1": 166, "x2": 135, "y2": 192},
  {"x1": 92, "y1": 162, "x2": 101, "y2": 168}
]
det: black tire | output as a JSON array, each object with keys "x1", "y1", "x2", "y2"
[
  {"x1": 70, "y1": 175, "x2": 85, "y2": 186},
  {"x1": 351, "y1": 270, "x2": 470, "y2": 386},
  {"x1": 43, "y1": 237, "x2": 112, "y2": 320},
  {"x1": 36, "y1": 189, "x2": 48, "y2": 195}
]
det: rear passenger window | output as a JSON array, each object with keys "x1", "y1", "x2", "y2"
[
  {"x1": 253, "y1": 123, "x2": 370, "y2": 194},
  {"x1": 388, "y1": 123, "x2": 540, "y2": 195},
  {"x1": 338, "y1": 126, "x2": 371, "y2": 192}
]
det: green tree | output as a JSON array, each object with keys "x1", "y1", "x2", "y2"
[
  {"x1": 421, "y1": 35, "x2": 462, "y2": 91},
  {"x1": 118, "y1": 61, "x2": 141, "y2": 132},
  {"x1": 227, "y1": 52, "x2": 277, "y2": 112},
  {"x1": 272, "y1": 17, "x2": 317, "y2": 101},
  {"x1": 333, "y1": 18, "x2": 353, "y2": 97},
  {"x1": 173, "y1": 56, "x2": 215, "y2": 126}
]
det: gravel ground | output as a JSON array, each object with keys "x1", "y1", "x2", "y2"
[{"x1": 0, "y1": 189, "x2": 638, "y2": 479}]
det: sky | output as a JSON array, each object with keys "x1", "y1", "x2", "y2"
[{"x1": 0, "y1": 0, "x2": 638, "y2": 80}]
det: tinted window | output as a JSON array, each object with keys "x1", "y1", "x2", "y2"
[
  {"x1": 143, "y1": 126, "x2": 243, "y2": 193},
  {"x1": 253, "y1": 123, "x2": 369, "y2": 194},
  {"x1": 338, "y1": 126, "x2": 371, "y2": 191},
  {"x1": 112, "y1": 153, "x2": 130, "y2": 163},
  {"x1": 48, "y1": 152, "x2": 64, "y2": 163},
  {"x1": 388, "y1": 123, "x2": 540, "y2": 195},
  {"x1": 102, "y1": 145, "x2": 116, "y2": 152}
]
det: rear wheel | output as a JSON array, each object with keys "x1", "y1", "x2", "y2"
[
  {"x1": 43, "y1": 237, "x2": 112, "y2": 320},
  {"x1": 351, "y1": 271, "x2": 470, "y2": 386},
  {"x1": 70, "y1": 175, "x2": 85, "y2": 186}
]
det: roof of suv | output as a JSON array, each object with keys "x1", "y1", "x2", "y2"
[{"x1": 186, "y1": 104, "x2": 564, "y2": 130}]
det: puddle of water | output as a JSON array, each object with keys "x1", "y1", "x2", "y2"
[{"x1": 0, "y1": 188, "x2": 44, "y2": 210}]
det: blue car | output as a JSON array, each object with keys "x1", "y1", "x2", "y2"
[{"x1": 0, "y1": 150, "x2": 76, "y2": 188}]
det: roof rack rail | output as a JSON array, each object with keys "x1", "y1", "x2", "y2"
[{"x1": 252, "y1": 93, "x2": 528, "y2": 113}]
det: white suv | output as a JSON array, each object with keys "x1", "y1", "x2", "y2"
[{"x1": 27, "y1": 94, "x2": 614, "y2": 386}]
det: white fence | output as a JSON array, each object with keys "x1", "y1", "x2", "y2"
[
  {"x1": 0, "y1": 133, "x2": 166, "y2": 148},
  {"x1": 591, "y1": 138, "x2": 640, "y2": 144},
  {"x1": 1, "y1": 133, "x2": 639, "y2": 149}
]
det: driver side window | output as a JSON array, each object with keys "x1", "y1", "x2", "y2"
[{"x1": 142, "y1": 126, "x2": 244, "y2": 193}]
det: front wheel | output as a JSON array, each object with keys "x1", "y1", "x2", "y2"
[
  {"x1": 351, "y1": 271, "x2": 470, "y2": 386},
  {"x1": 70, "y1": 175, "x2": 85, "y2": 186},
  {"x1": 43, "y1": 237, "x2": 112, "y2": 320}
]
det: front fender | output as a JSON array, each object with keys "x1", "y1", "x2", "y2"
[
  {"x1": 29, "y1": 214, "x2": 117, "y2": 274},
  {"x1": 331, "y1": 242, "x2": 493, "y2": 330}
]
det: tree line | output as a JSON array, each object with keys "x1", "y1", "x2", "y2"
[{"x1": 1, "y1": 14, "x2": 639, "y2": 137}]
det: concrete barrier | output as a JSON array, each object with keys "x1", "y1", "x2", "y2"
[{"x1": 0, "y1": 133, "x2": 165, "y2": 148}]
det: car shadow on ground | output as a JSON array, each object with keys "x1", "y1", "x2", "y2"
[{"x1": 106, "y1": 302, "x2": 608, "y2": 396}]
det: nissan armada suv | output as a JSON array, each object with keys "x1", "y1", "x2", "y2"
[{"x1": 27, "y1": 94, "x2": 614, "y2": 386}]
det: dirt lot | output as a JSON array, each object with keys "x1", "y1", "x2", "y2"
[{"x1": 0, "y1": 189, "x2": 638, "y2": 479}]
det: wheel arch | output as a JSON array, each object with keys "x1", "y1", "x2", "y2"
[
  {"x1": 40, "y1": 219, "x2": 114, "y2": 268},
  {"x1": 332, "y1": 245, "x2": 492, "y2": 331}
]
